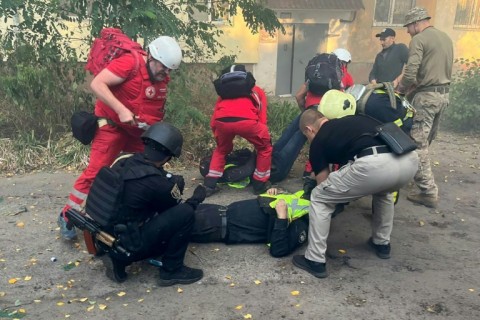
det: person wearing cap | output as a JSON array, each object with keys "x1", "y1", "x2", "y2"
[
  {"x1": 397, "y1": 7, "x2": 453, "y2": 209},
  {"x1": 369, "y1": 28, "x2": 409, "y2": 86},
  {"x1": 291, "y1": 109, "x2": 418, "y2": 278},
  {"x1": 58, "y1": 36, "x2": 183, "y2": 240},
  {"x1": 96, "y1": 122, "x2": 206, "y2": 286}
]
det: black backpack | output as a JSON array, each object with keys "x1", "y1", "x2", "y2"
[
  {"x1": 213, "y1": 68, "x2": 256, "y2": 100},
  {"x1": 305, "y1": 53, "x2": 343, "y2": 95}
]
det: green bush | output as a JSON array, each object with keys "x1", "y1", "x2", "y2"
[
  {"x1": 444, "y1": 58, "x2": 480, "y2": 132},
  {"x1": 0, "y1": 57, "x2": 301, "y2": 173}
]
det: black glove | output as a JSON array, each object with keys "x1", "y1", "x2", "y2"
[
  {"x1": 171, "y1": 175, "x2": 185, "y2": 193},
  {"x1": 185, "y1": 185, "x2": 207, "y2": 210},
  {"x1": 301, "y1": 177, "x2": 317, "y2": 200}
]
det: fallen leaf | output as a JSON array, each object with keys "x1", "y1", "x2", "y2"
[
  {"x1": 244, "y1": 314, "x2": 252, "y2": 319},
  {"x1": 138, "y1": 299, "x2": 144, "y2": 302},
  {"x1": 98, "y1": 304, "x2": 107, "y2": 310},
  {"x1": 87, "y1": 305, "x2": 95, "y2": 311},
  {"x1": 419, "y1": 220, "x2": 425, "y2": 227},
  {"x1": 225, "y1": 275, "x2": 232, "y2": 280},
  {"x1": 254, "y1": 280, "x2": 261, "y2": 285},
  {"x1": 0, "y1": 292, "x2": 5, "y2": 297},
  {"x1": 291, "y1": 290, "x2": 300, "y2": 296},
  {"x1": 433, "y1": 161, "x2": 440, "y2": 166},
  {"x1": 24, "y1": 276, "x2": 32, "y2": 281},
  {"x1": 19, "y1": 309, "x2": 26, "y2": 313},
  {"x1": 16, "y1": 221, "x2": 25, "y2": 228},
  {"x1": 213, "y1": 248, "x2": 220, "y2": 251},
  {"x1": 235, "y1": 305, "x2": 243, "y2": 310},
  {"x1": 65, "y1": 315, "x2": 71, "y2": 318},
  {"x1": 123, "y1": 304, "x2": 128, "y2": 307},
  {"x1": 295, "y1": 304, "x2": 301, "y2": 307},
  {"x1": 230, "y1": 283, "x2": 235, "y2": 287},
  {"x1": 34, "y1": 300, "x2": 41, "y2": 303},
  {"x1": 8, "y1": 278, "x2": 18, "y2": 284},
  {"x1": 468, "y1": 288, "x2": 475, "y2": 292},
  {"x1": 57, "y1": 302, "x2": 64, "y2": 306},
  {"x1": 79, "y1": 298, "x2": 88, "y2": 302},
  {"x1": 177, "y1": 288, "x2": 183, "y2": 293},
  {"x1": 338, "y1": 249, "x2": 346, "y2": 254},
  {"x1": 117, "y1": 291, "x2": 126, "y2": 297}
]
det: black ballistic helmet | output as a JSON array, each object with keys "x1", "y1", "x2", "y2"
[{"x1": 141, "y1": 122, "x2": 183, "y2": 159}]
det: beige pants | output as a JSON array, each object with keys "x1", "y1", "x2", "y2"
[
  {"x1": 410, "y1": 91, "x2": 449, "y2": 196},
  {"x1": 305, "y1": 151, "x2": 419, "y2": 263}
]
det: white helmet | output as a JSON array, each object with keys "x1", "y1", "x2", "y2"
[
  {"x1": 148, "y1": 36, "x2": 182, "y2": 70},
  {"x1": 332, "y1": 48, "x2": 352, "y2": 63}
]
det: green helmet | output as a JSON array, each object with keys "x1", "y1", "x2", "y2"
[
  {"x1": 141, "y1": 122, "x2": 183, "y2": 158},
  {"x1": 404, "y1": 7, "x2": 431, "y2": 26}
]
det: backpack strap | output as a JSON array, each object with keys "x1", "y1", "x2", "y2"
[
  {"x1": 381, "y1": 82, "x2": 397, "y2": 110},
  {"x1": 357, "y1": 83, "x2": 383, "y2": 113}
]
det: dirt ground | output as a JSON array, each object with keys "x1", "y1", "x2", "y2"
[{"x1": 1, "y1": 130, "x2": 479, "y2": 320}]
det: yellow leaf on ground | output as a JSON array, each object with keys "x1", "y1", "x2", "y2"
[
  {"x1": 213, "y1": 248, "x2": 220, "y2": 251},
  {"x1": 19, "y1": 309, "x2": 26, "y2": 313},
  {"x1": 468, "y1": 288, "x2": 475, "y2": 292},
  {"x1": 295, "y1": 304, "x2": 301, "y2": 307},
  {"x1": 225, "y1": 275, "x2": 232, "y2": 280},
  {"x1": 254, "y1": 280, "x2": 261, "y2": 285},
  {"x1": 123, "y1": 304, "x2": 128, "y2": 307},
  {"x1": 138, "y1": 298, "x2": 144, "y2": 302},
  {"x1": 244, "y1": 314, "x2": 252, "y2": 319},
  {"x1": 79, "y1": 298, "x2": 88, "y2": 302},
  {"x1": 117, "y1": 291, "x2": 126, "y2": 297},
  {"x1": 419, "y1": 220, "x2": 425, "y2": 227},
  {"x1": 65, "y1": 315, "x2": 71, "y2": 318},
  {"x1": 235, "y1": 305, "x2": 243, "y2": 310},
  {"x1": 24, "y1": 276, "x2": 32, "y2": 281},
  {"x1": 291, "y1": 290, "x2": 300, "y2": 296},
  {"x1": 0, "y1": 292, "x2": 5, "y2": 297},
  {"x1": 34, "y1": 300, "x2": 41, "y2": 303},
  {"x1": 177, "y1": 287, "x2": 183, "y2": 293},
  {"x1": 8, "y1": 278, "x2": 17, "y2": 284},
  {"x1": 229, "y1": 283, "x2": 235, "y2": 287},
  {"x1": 57, "y1": 302, "x2": 64, "y2": 306},
  {"x1": 338, "y1": 249, "x2": 346, "y2": 254},
  {"x1": 87, "y1": 305, "x2": 95, "y2": 311},
  {"x1": 98, "y1": 304, "x2": 107, "y2": 310},
  {"x1": 17, "y1": 221, "x2": 25, "y2": 228}
]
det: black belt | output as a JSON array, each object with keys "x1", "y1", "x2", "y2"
[
  {"x1": 418, "y1": 85, "x2": 449, "y2": 94},
  {"x1": 355, "y1": 145, "x2": 391, "y2": 159}
]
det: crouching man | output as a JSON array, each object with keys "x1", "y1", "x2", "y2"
[
  {"x1": 293, "y1": 109, "x2": 418, "y2": 278},
  {"x1": 88, "y1": 122, "x2": 206, "y2": 286}
]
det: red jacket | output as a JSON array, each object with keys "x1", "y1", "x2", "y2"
[
  {"x1": 95, "y1": 53, "x2": 170, "y2": 136},
  {"x1": 211, "y1": 86, "x2": 268, "y2": 127}
]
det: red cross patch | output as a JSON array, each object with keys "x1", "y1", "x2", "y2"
[{"x1": 145, "y1": 86, "x2": 156, "y2": 99}]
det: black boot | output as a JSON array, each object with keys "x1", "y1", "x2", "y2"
[
  {"x1": 100, "y1": 254, "x2": 128, "y2": 283},
  {"x1": 158, "y1": 265, "x2": 203, "y2": 287}
]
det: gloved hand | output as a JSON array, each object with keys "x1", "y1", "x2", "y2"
[
  {"x1": 301, "y1": 177, "x2": 317, "y2": 200},
  {"x1": 171, "y1": 175, "x2": 185, "y2": 193},
  {"x1": 185, "y1": 185, "x2": 207, "y2": 210}
]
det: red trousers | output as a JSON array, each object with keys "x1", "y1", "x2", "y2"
[
  {"x1": 62, "y1": 124, "x2": 144, "y2": 213},
  {"x1": 207, "y1": 119, "x2": 272, "y2": 182}
]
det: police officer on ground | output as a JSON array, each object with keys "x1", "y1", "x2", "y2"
[
  {"x1": 292, "y1": 109, "x2": 418, "y2": 278},
  {"x1": 98, "y1": 122, "x2": 207, "y2": 286}
]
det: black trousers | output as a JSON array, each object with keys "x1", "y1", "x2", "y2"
[{"x1": 112, "y1": 203, "x2": 194, "y2": 271}]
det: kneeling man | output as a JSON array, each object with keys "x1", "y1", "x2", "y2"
[{"x1": 293, "y1": 109, "x2": 418, "y2": 278}]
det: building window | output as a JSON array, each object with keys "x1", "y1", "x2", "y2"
[
  {"x1": 454, "y1": 0, "x2": 480, "y2": 29},
  {"x1": 191, "y1": 0, "x2": 232, "y2": 25},
  {"x1": 194, "y1": 0, "x2": 231, "y2": 25},
  {"x1": 374, "y1": 0, "x2": 416, "y2": 26}
]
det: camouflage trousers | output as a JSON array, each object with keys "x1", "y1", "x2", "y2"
[{"x1": 410, "y1": 91, "x2": 449, "y2": 196}]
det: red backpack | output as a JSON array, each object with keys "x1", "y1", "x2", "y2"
[{"x1": 85, "y1": 28, "x2": 145, "y2": 78}]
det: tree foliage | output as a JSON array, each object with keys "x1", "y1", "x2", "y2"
[{"x1": 0, "y1": 0, "x2": 283, "y2": 61}]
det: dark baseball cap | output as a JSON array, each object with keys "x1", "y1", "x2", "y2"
[{"x1": 376, "y1": 28, "x2": 396, "y2": 38}]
